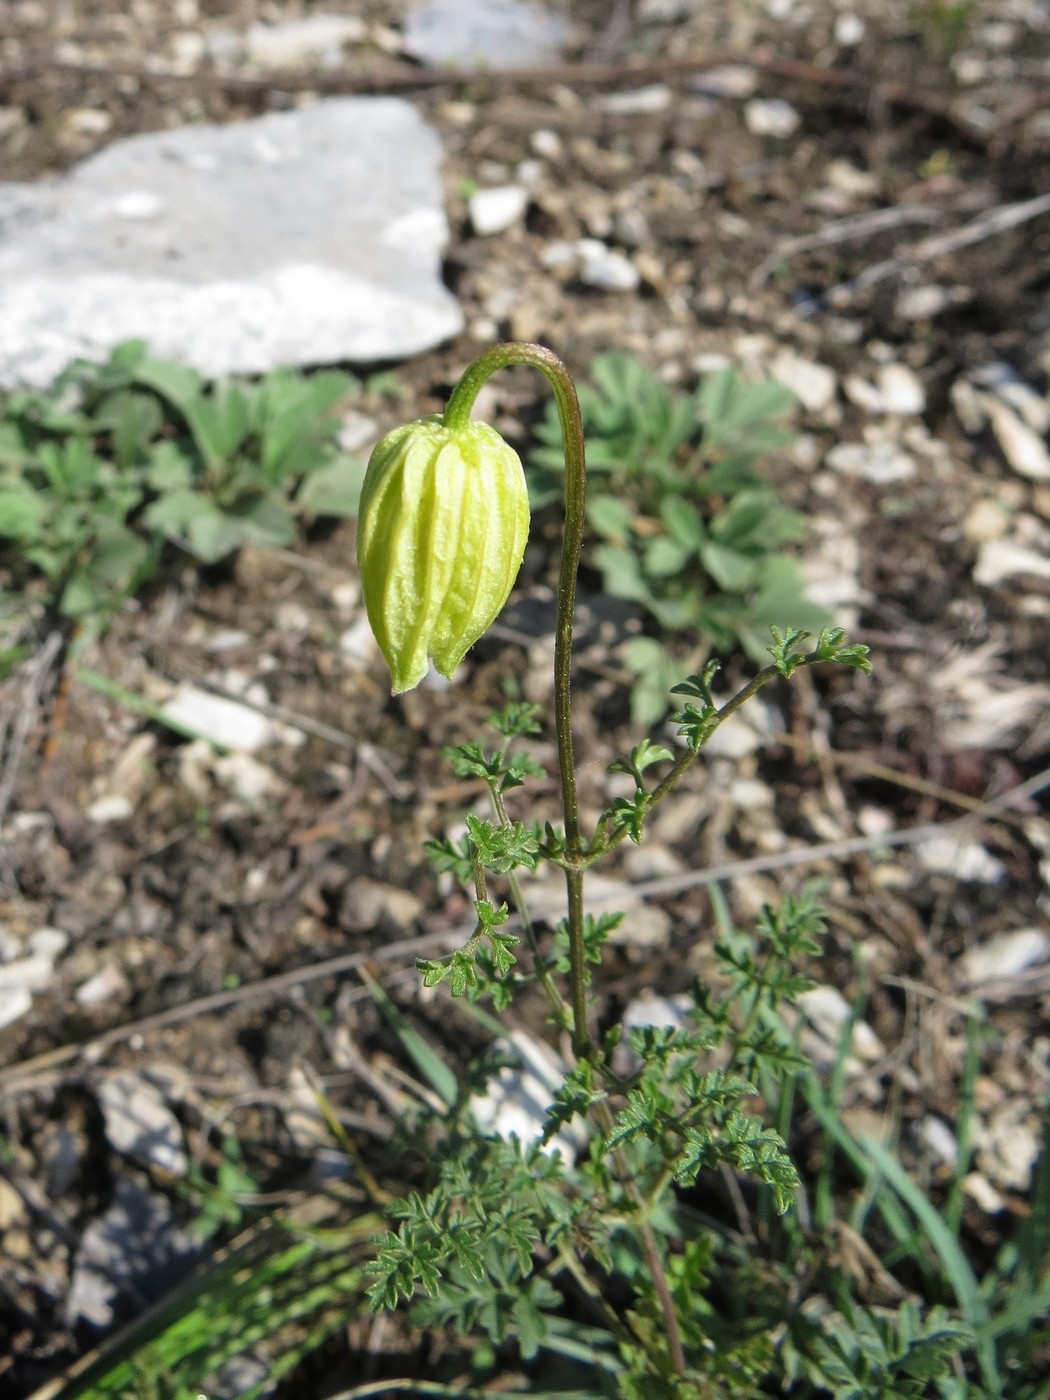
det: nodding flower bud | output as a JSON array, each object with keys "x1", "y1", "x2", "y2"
[{"x1": 356, "y1": 414, "x2": 531, "y2": 694}]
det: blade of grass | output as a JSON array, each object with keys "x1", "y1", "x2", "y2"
[
  {"x1": 859, "y1": 1134, "x2": 1001, "y2": 1394},
  {"x1": 360, "y1": 967, "x2": 459, "y2": 1110}
]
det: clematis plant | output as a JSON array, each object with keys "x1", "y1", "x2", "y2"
[{"x1": 361, "y1": 343, "x2": 877, "y2": 1396}]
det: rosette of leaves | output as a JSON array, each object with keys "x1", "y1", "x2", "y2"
[
  {"x1": 530, "y1": 354, "x2": 830, "y2": 722},
  {"x1": 0, "y1": 339, "x2": 374, "y2": 629}
]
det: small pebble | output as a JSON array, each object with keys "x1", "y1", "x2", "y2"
[
  {"x1": 469, "y1": 184, "x2": 528, "y2": 236},
  {"x1": 76, "y1": 964, "x2": 131, "y2": 1008},
  {"x1": 0, "y1": 986, "x2": 32, "y2": 1030},
  {"x1": 958, "y1": 928, "x2": 1049, "y2": 988},
  {"x1": 694, "y1": 64, "x2": 757, "y2": 99},
  {"x1": 825, "y1": 440, "x2": 917, "y2": 484},
  {"x1": 797, "y1": 986, "x2": 883, "y2": 1060},
  {"x1": 917, "y1": 837, "x2": 1006, "y2": 885},
  {"x1": 86, "y1": 795, "x2": 134, "y2": 824},
  {"x1": 744, "y1": 98, "x2": 800, "y2": 138},
  {"x1": 876, "y1": 363, "x2": 926, "y2": 415},
  {"x1": 982, "y1": 396, "x2": 1050, "y2": 482},
  {"x1": 98, "y1": 1072, "x2": 188, "y2": 1177},
  {"x1": 973, "y1": 538, "x2": 1050, "y2": 587},
  {"x1": 578, "y1": 244, "x2": 640, "y2": 292},
  {"x1": 834, "y1": 14, "x2": 865, "y2": 45},
  {"x1": 601, "y1": 85, "x2": 673, "y2": 115},
  {"x1": 919, "y1": 1116, "x2": 958, "y2": 1167},
  {"x1": 161, "y1": 685, "x2": 276, "y2": 752},
  {"x1": 962, "y1": 1172, "x2": 1004, "y2": 1213},
  {"x1": 770, "y1": 351, "x2": 837, "y2": 413},
  {"x1": 896, "y1": 284, "x2": 966, "y2": 320}
]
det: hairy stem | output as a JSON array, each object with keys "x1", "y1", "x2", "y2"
[{"x1": 444, "y1": 342, "x2": 592, "y2": 1057}]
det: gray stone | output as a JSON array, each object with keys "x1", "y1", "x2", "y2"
[
  {"x1": 98, "y1": 1071, "x2": 189, "y2": 1176},
  {"x1": 402, "y1": 0, "x2": 570, "y2": 69},
  {"x1": 0, "y1": 99, "x2": 462, "y2": 387},
  {"x1": 65, "y1": 1179, "x2": 196, "y2": 1327}
]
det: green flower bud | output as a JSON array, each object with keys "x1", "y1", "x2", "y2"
[{"x1": 356, "y1": 414, "x2": 531, "y2": 694}]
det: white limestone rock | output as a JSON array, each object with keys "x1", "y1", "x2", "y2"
[
  {"x1": 402, "y1": 0, "x2": 570, "y2": 68},
  {"x1": 0, "y1": 99, "x2": 462, "y2": 387}
]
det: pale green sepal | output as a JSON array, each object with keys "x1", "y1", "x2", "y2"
[{"x1": 356, "y1": 415, "x2": 531, "y2": 694}]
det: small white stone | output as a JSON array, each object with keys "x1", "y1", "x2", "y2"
[
  {"x1": 601, "y1": 85, "x2": 673, "y2": 115},
  {"x1": 204, "y1": 628, "x2": 250, "y2": 652},
  {"x1": 979, "y1": 1115, "x2": 1040, "y2": 1192},
  {"x1": 896, "y1": 284, "x2": 957, "y2": 320},
  {"x1": 730, "y1": 777, "x2": 775, "y2": 810},
  {"x1": 86, "y1": 795, "x2": 134, "y2": 825},
  {"x1": 578, "y1": 245, "x2": 640, "y2": 292},
  {"x1": 958, "y1": 928, "x2": 1049, "y2": 987},
  {"x1": 825, "y1": 440, "x2": 917, "y2": 483},
  {"x1": 744, "y1": 98, "x2": 800, "y2": 138},
  {"x1": 919, "y1": 1116, "x2": 958, "y2": 1167},
  {"x1": 971, "y1": 363, "x2": 1050, "y2": 434},
  {"x1": 0, "y1": 987, "x2": 32, "y2": 1030},
  {"x1": 974, "y1": 539, "x2": 1050, "y2": 587},
  {"x1": 917, "y1": 837, "x2": 1007, "y2": 885},
  {"x1": 962, "y1": 1172, "x2": 1004, "y2": 1213},
  {"x1": 770, "y1": 351, "x2": 837, "y2": 413},
  {"x1": 338, "y1": 411, "x2": 379, "y2": 452},
  {"x1": 516, "y1": 157, "x2": 544, "y2": 186},
  {"x1": 843, "y1": 375, "x2": 885, "y2": 414},
  {"x1": 703, "y1": 714, "x2": 760, "y2": 758},
  {"x1": 695, "y1": 65, "x2": 757, "y2": 99},
  {"x1": 538, "y1": 239, "x2": 577, "y2": 270},
  {"x1": 161, "y1": 684, "x2": 276, "y2": 752},
  {"x1": 0, "y1": 954, "x2": 59, "y2": 991},
  {"x1": 274, "y1": 601, "x2": 310, "y2": 633},
  {"x1": 962, "y1": 499, "x2": 1011, "y2": 544},
  {"x1": 857, "y1": 805, "x2": 894, "y2": 837},
  {"x1": 530, "y1": 128, "x2": 562, "y2": 158},
  {"x1": 834, "y1": 14, "x2": 866, "y2": 45},
  {"x1": 76, "y1": 964, "x2": 130, "y2": 1007},
  {"x1": 469, "y1": 185, "x2": 528, "y2": 236},
  {"x1": 876, "y1": 363, "x2": 926, "y2": 415},
  {"x1": 470, "y1": 1030, "x2": 585, "y2": 1163},
  {"x1": 64, "y1": 107, "x2": 113, "y2": 139},
  {"x1": 244, "y1": 16, "x2": 366, "y2": 68},
  {"x1": 797, "y1": 986, "x2": 883, "y2": 1060},
  {"x1": 982, "y1": 396, "x2": 1050, "y2": 482},
  {"x1": 606, "y1": 903, "x2": 672, "y2": 950},
  {"x1": 98, "y1": 1072, "x2": 188, "y2": 1177},
  {"x1": 824, "y1": 159, "x2": 877, "y2": 197},
  {"x1": 29, "y1": 927, "x2": 68, "y2": 959},
  {"x1": 213, "y1": 753, "x2": 281, "y2": 805}
]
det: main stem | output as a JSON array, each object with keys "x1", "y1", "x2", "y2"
[{"x1": 443, "y1": 343, "x2": 592, "y2": 1058}]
